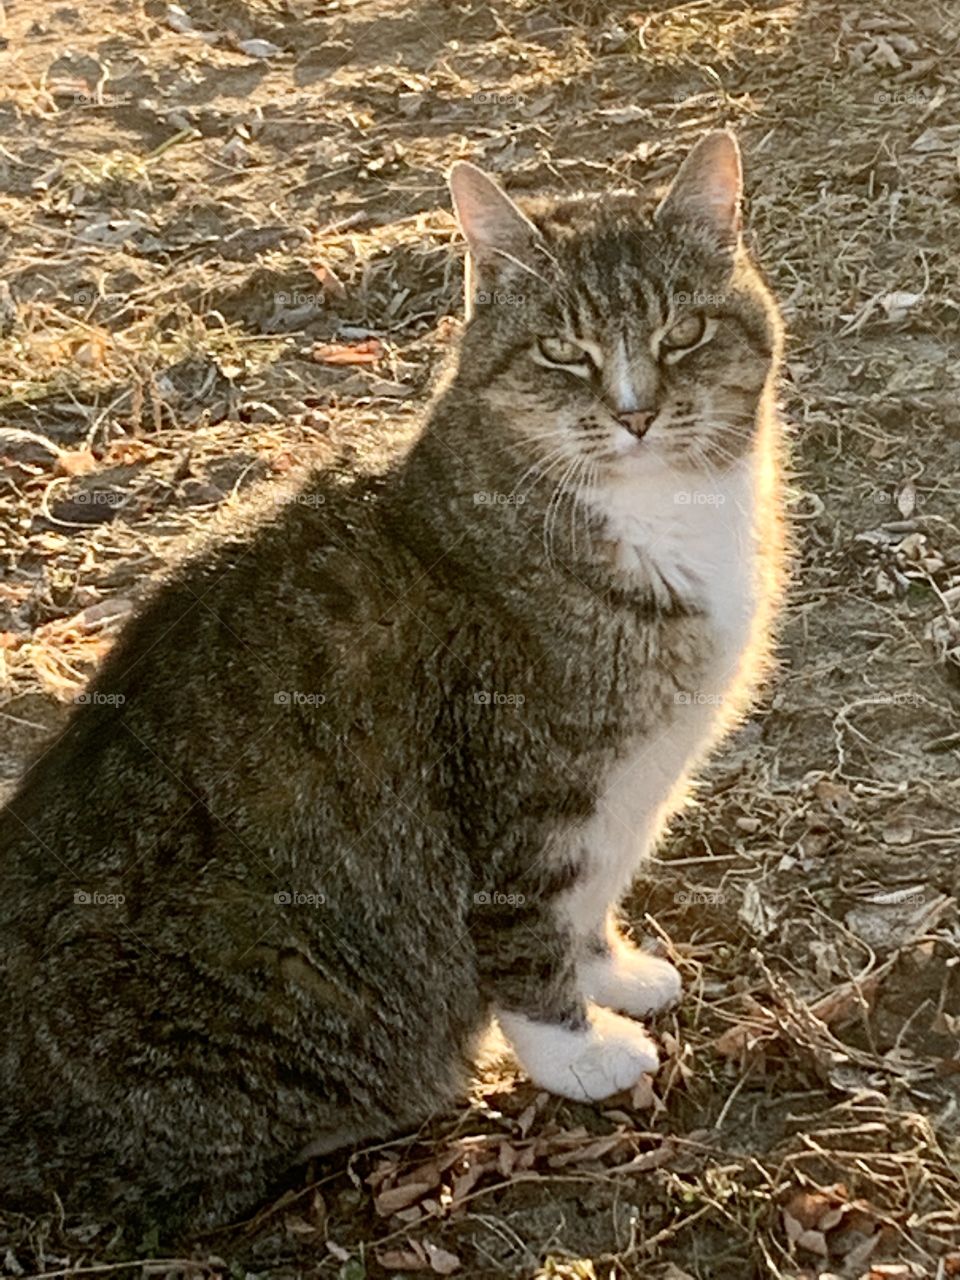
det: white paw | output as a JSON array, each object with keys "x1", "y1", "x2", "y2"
[
  {"x1": 579, "y1": 940, "x2": 682, "y2": 1017},
  {"x1": 498, "y1": 1004, "x2": 659, "y2": 1102}
]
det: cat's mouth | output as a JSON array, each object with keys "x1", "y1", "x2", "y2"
[{"x1": 610, "y1": 417, "x2": 659, "y2": 459}]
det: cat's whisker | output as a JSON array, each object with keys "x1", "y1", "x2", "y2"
[
  {"x1": 543, "y1": 455, "x2": 582, "y2": 565},
  {"x1": 571, "y1": 455, "x2": 598, "y2": 561},
  {"x1": 568, "y1": 455, "x2": 588, "y2": 560},
  {"x1": 515, "y1": 446, "x2": 577, "y2": 499}
]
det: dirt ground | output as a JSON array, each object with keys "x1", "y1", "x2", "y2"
[{"x1": 1, "y1": 0, "x2": 959, "y2": 1277}]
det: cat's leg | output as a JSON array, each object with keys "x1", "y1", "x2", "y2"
[
  {"x1": 472, "y1": 894, "x2": 658, "y2": 1101},
  {"x1": 559, "y1": 802, "x2": 682, "y2": 1018},
  {"x1": 577, "y1": 912, "x2": 682, "y2": 1017},
  {"x1": 497, "y1": 1001, "x2": 659, "y2": 1102}
]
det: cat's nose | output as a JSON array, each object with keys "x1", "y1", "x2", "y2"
[{"x1": 618, "y1": 410, "x2": 653, "y2": 440}]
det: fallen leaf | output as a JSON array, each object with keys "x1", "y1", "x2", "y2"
[
  {"x1": 880, "y1": 291, "x2": 922, "y2": 322},
  {"x1": 809, "y1": 971, "x2": 883, "y2": 1028},
  {"x1": 102, "y1": 439, "x2": 158, "y2": 465},
  {"x1": 739, "y1": 881, "x2": 778, "y2": 937},
  {"x1": 783, "y1": 1210, "x2": 829, "y2": 1256},
  {"x1": 630, "y1": 1074, "x2": 656, "y2": 1109},
  {"x1": 815, "y1": 778, "x2": 854, "y2": 816},
  {"x1": 377, "y1": 1247, "x2": 429, "y2": 1271},
  {"x1": 616, "y1": 1140, "x2": 676, "y2": 1173},
  {"x1": 220, "y1": 137, "x2": 250, "y2": 166},
  {"x1": 897, "y1": 480, "x2": 917, "y2": 518},
  {"x1": 73, "y1": 598, "x2": 135, "y2": 632},
  {"x1": 374, "y1": 1181, "x2": 435, "y2": 1216},
  {"x1": 425, "y1": 1242, "x2": 461, "y2": 1274},
  {"x1": 845, "y1": 891, "x2": 953, "y2": 950},
  {"x1": 312, "y1": 338, "x2": 384, "y2": 366},
  {"x1": 911, "y1": 124, "x2": 960, "y2": 152},
  {"x1": 166, "y1": 3, "x2": 194, "y2": 32},
  {"x1": 547, "y1": 1134, "x2": 625, "y2": 1167},
  {"x1": 239, "y1": 38, "x2": 283, "y2": 57},
  {"x1": 313, "y1": 261, "x2": 346, "y2": 297}
]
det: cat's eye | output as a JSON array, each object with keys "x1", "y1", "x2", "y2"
[
  {"x1": 661, "y1": 313, "x2": 706, "y2": 352},
  {"x1": 536, "y1": 337, "x2": 593, "y2": 368}
]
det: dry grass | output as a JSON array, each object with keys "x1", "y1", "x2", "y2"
[{"x1": 1, "y1": 0, "x2": 959, "y2": 1277}]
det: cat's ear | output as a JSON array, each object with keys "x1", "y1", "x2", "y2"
[
  {"x1": 448, "y1": 161, "x2": 545, "y2": 312},
  {"x1": 654, "y1": 130, "x2": 742, "y2": 249}
]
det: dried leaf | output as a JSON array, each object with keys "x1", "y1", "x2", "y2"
[
  {"x1": 808, "y1": 971, "x2": 883, "y2": 1028},
  {"x1": 815, "y1": 778, "x2": 854, "y2": 816},
  {"x1": 738, "y1": 881, "x2": 778, "y2": 937},
  {"x1": 896, "y1": 481, "x2": 916, "y2": 518},
  {"x1": 449, "y1": 1159, "x2": 489, "y2": 1203},
  {"x1": 496, "y1": 1140, "x2": 517, "y2": 1177},
  {"x1": 425, "y1": 1242, "x2": 461, "y2": 1274},
  {"x1": 312, "y1": 338, "x2": 384, "y2": 366},
  {"x1": 714, "y1": 1018, "x2": 772, "y2": 1059},
  {"x1": 845, "y1": 890, "x2": 953, "y2": 950},
  {"x1": 880, "y1": 291, "x2": 922, "y2": 322},
  {"x1": 239, "y1": 38, "x2": 283, "y2": 57},
  {"x1": 547, "y1": 1134, "x2": 624, "y2": 1167},
  {"x1": 374, "y1": 1181, "x2": 435, "y2": 1216},
  {"x1": 166, "y1": 4, "x2": 194, "y2": 32},
  {"x1": 73, "y1": 598, "x2": 135, "y2": 631},
  {"x1": 630, "y1": 1074, "x2": 656, "y2": 1109},
  {"x1": 616, "y1": 1140, "x2": 675, "y2": 1173},
  {"x1": 377, "y1": 1247, "x2": 429, "y2": 1271},
  {"x1": 55, "y1": 449, "x2": 99, "y2": 477}
]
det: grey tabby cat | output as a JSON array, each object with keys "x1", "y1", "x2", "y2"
[{"x1": 0, "y1": 130, "x2": 785, "y2": 1240}]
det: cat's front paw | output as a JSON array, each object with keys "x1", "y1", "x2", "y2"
[
  {"x1": 579, "y1": 939, "x2": 682, "y2": 1017},
  {"x1": 498, "y1": 1005, "x2": 658, "y2": 1102}
]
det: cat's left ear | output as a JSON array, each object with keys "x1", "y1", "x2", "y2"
[
  {"x1": 654, "y1": 130, "x2": 743, "y2": 250},
  {"x1": 449, "y1": 162, "x2": 545, "y2": 310}
]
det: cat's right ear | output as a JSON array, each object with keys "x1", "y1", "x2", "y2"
[
  {"x1": 654, "y1": 130, "x2": 743, "y2": 251},
  {"x1": 448, "y1": 161, "x2": 544, "y2": 316}
]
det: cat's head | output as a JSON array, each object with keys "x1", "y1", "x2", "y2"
[{"x1": 448, "y1": 131, "x2": 781, "y2": 481}]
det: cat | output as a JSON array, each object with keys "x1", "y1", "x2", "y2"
[{"x1": 0, "y1": 129, "x2": 785, "y2": 1241}]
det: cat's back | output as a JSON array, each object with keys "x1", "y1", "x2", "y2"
[{"x1": 0, "y1": 463, "x2": 433, "y2": 923}]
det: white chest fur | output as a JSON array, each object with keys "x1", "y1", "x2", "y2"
[{"x1": 563, "y1": 459, "x2": 760, "y2": 938}]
